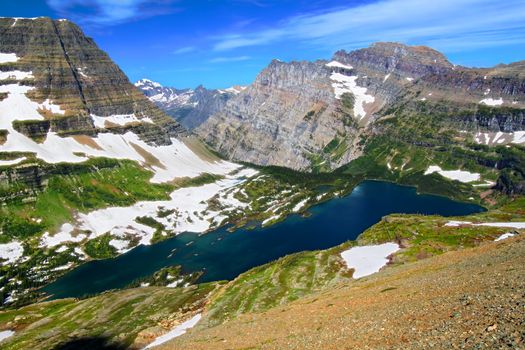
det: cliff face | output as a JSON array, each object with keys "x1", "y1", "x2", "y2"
[
  {"x1": 0, "y1": 17, "x2": 184, "y2": 143},
  {"x1": 197, "y1": 59, "x2": 363, "y2": 171},
  {"x1": 197, "y1": 42, "x2": 525, "y2": 171}
]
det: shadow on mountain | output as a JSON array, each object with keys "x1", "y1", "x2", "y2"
[{"x1": 53, "y1": 336, "x2": 128, "y2": 350}]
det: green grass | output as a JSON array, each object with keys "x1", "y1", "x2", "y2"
[{"x1": 206, "y1": 247, "x2": 352, "y2": 326}]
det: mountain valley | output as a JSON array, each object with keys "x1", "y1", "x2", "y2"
[{"x1": 0, "y1": 14, "x2": 523, "y2": 350}]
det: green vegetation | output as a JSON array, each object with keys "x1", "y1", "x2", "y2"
[
  {"x1": 83, "y1": 233, "x2": 118, "y2": 259},
  {"x1": 201, "y1": 246, "x2": 352, "y2": 326}
]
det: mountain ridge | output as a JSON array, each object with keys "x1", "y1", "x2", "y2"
[
  {"x1": 195, "y1": 41, "x2": 525, "y2": 171},
  {"x1": 135, "y1": 78, "x2": 245, "y2": 130}
]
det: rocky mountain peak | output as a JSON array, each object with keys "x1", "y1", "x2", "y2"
[{"x1": 334, "y1": 42, "x2": 453, "y2": 78}]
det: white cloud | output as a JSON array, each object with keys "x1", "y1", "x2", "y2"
[
  {"x1": 213, "y1": 0, "x2": 525, "y2": 53},
  {"x1": 209, "y1": 55, "x2": 251, "y2": 63},
  {"x1": 172, "y1": 46, "x2": 196, "y2": 55}
]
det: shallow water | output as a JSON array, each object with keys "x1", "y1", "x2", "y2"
[{"x1": 43, "y1": 180, "x2": 484, "y2": 299}]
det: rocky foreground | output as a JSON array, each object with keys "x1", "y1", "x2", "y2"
[{"x1": 160, "y1": 236, "x2": 525, "y2": 349}]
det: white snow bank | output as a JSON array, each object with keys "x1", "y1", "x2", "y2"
[
  {"x1": 0, "y1": 53, "x2": 18, "y2": 64},
  {"x1": 292, "y1": 198, "x2": 308, "y2": 212},
  {"x1": 475, "y1": 131, "x2": 525, "y2": 145},
  {"x1": 40, "y1": 99, "x2": 65, "y2": 115},
  {"x1": 479, "y1": 98, "x2": 503, "y2": 106},
  {"x1": 424, "y1": 165, "x2": 480, "y2": 183},
  {"x1": 144, "y1": 314, "x2": 201, "y2": 349},
  {"x1": 326, "y1": 61, "x2": 353, "y2": 70},
  {"x1": 0, "y1": 330, "x2": 14, "y2": 342},
  {"x1": 329, "y1": 72, "x2": 375, "y2": 120},
  {"x1": 0, "y1": 242, "x2": 24, "y2": 265},
  {"x1": 91, "y1": 114, "x2": 151, "y2": 128},
  {"x1": 0, "y1": 70, "x2": 33, "y2": 80},
  {"x1": 495, "y1": 233, "x2": 516, "y2": 241},
  {"x1": 445, "y1": 221, "x2": 525, "y2": 229},
  {"x1": 0, "y1": 157, "x2": 26, "y2": 166},
  {"x1": 340, "y1": 243, "x2": 400, "y2": 279}
]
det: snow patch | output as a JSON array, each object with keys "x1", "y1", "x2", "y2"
[
  {"x1": 39, "y1": 99, "x2": 65, "y2": 115},
  {"x1": 0, "y1": 242, "x2": 24, "y2": 265},
  {"x1": 0, "y1": 70, "x2": 33, "y2": 80},
  {"x1": 340, "y1": 243, "x2": 400, "y2": 279},
  {"x1": 0, "y1": 53, "x2": 18, "y2": 64},
  {"x1": 144, "y1": 314, "x2": 201, "y2": 349},
  {"x1": 329, "y1": 72, "x2": 375, "y2": 120},
  {"x1": 445, "y1": 221, "x2": 525, "y2": 229},
  {"x1": 0, "y1": 330, "x2": 14, "y2": 342},
  {"x1": 109, "y1": 239, "x2": 130, "y2": 253},
  {"x1": 424, "y1": 165, "x2": 480, "y2": 183},
  {"x1": 292, "y1": 198, "x2": 308, "y2": 212},
  {"x1": 479, "y1": 98, "x2": 503, "y2": 106},
  {"x1": 326, "y1": 61, "x2": 353, "y2": 70},
  {"x1": 495, "y1": 233, "x2": 516, "y2": 241},
  {"x1": 0, "y1": 157, "x2": 26, "y2": 166}
]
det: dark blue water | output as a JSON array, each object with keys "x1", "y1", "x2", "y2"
[{"x1": 43, "y1": 181, "x2": 484, "y2": 299}]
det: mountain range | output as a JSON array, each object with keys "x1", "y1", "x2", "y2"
[{"x1": 135, "y1": 79, "x2": 245, "y2": 130}]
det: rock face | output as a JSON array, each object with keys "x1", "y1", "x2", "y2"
[
  {"x1": 136, "y1": 79, "x2": 243, "y2": 130},
  {"x1": 197, "y1": 59, "x2": 363, "y2": 171},
  {"x1": 0, "y1": 17, "x2": 232, "y2": 193},
  {"x1": 197, "y1": 42, "x2": 525, "y2": 171},
  {"x1": 0, "y1": 17, "x2": 184, "y2": 142}
]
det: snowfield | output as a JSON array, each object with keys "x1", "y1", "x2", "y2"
[
  {"x1": 340, "y1": 243, "x2": 400, "y2": 279},
  {"x1": 329, "y1": 72, "x2": 375, "y2": 120},
  {"x1": 424, "y1": 165, "x2": 480, "y2": 183},
  {"x1": 40, "y1": 168, "x2": 258, "y2": 248},
  {"x1": 144, "y1": 313, "x2": 201, "y2": 349}
]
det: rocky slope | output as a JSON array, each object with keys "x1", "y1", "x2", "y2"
[
  {"x1": 197, "y1": 42, "x2": 525, "y2": 171},
  {"x1": 135, "y1": 79, "x2": 245, "y2": 130}
]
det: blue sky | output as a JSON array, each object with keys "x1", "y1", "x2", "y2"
[{"x1": 3, "y1": 0, "x2": 525, "y2": 89}]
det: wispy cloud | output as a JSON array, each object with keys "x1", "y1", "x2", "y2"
[
  {"x1": 213, "y1": 0, "x2": 525, "y2": 52},
  {"x1": 46, "y1": 0, "x2": 180, "y2": 26},
  {"x1": 209, "y1": 55, "x2": 251, "y2": 63},
  {"x1": 172, "y1": 46, "x2": 196, "y2": 55}
]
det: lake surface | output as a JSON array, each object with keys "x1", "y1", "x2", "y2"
[{"x1": 43, "y1": 180, "x2": 484, "y2": 299}]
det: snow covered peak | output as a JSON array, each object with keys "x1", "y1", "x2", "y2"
[{"x1": 135, "y1": 78, "x2": 162, "y2": 89}]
